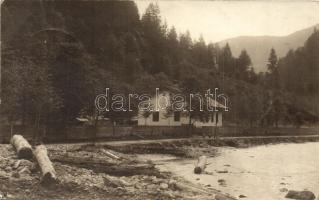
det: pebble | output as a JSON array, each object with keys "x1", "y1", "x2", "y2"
[
  {"x1": 160, "y1": 183, "x2": 169, "y2": 190},
  {"x1": 217, "y1": 170, "x2": 229, "y2": 173},
  {"x1": 239, "y1": 194, "x2": 247, "y2": 198},
  {"x1": 146, "y1": 184, "x2": 157, "y2": 190},
  {"x1": 12, "y1": 172, "x2": 20, "y2": 178},
  {"x1": 5, "y1": 166, "x2": 11, "y2": 172},
  {"x1": 280, "y1": 188, "x2": 288, "y2": 193},
  {"x1": 151, "y1": 176, "x2": 159, "y2": 184},
  {"x1": 218, "y1": 179, "x2": 226, "y2": 186}
]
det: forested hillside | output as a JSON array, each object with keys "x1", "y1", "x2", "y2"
[{"x1": 1, "y1": 0, "x2": 318, "y2": 132}]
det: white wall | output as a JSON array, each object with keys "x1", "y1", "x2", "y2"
[
  {"x1": 137, "y1": 110, "x2": 189, "y2": 126},
  {"x1": 137, "y1": 111, "x2": 222, "y2": 127},
  {"x1": 136, "y1": 92, "x2": 223, "y2": 127}
]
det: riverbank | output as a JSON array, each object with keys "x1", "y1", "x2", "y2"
[
  {"x1": 143, "y1": 142, "x2": 319, "y2": 200},
  {"x1": 0, "y1": 143, "x2": 234, "y2": 200},
  {"x1": 104, "y1": 135, "x2": 319, "y2": 158},
  {"x1": 1, "y1": 136, "x2": 319, "y2": 199}
]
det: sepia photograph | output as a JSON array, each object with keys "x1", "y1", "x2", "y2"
[{"x1": 1, "y1": 0, "x2": 319, "y2": 199}]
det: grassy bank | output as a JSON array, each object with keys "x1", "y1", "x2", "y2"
[{"x1": 105, "y1": 135, "x2": 319, "y2": 158}]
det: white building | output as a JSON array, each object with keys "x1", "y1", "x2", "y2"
[{"x1": 136, "y1": 92, "x2": 226, "y2": 127}]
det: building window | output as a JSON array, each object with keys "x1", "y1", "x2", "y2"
[
  {"x1": 174, "y1": 111, "x2": 181, "y2": 122},
  {"x1": 153, "y1": 112, "x2": 159, "y2": 122},
  {"x1": 211, "y1": 113, "x2": 214, "y2": 122}
]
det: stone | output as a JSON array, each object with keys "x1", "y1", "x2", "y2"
[
  {"x1": 215, "y1": 194, "x2": 234, "y2": 200},
  {"x1": 146, "y1": 184, "x2": 157, "y2": 190},
  {"x1": 160, "y1": 183, "x2": 169, "y2": 190},
  {"x1": 218, "y1": 179, "x2": 226, "y2": 186},
  {"x1": 168, "y1": 180, "x2": 178, "y2": 191},
  {"x1": 4, "y1": 166, "x2": 12, "y2": 172},
  {"x1": 280, "y1": 188, "x2": 289, "y2": 193},
  {"x1": 12, "y1": 160, "x2": 21, "y2": 169},
  {"x1": 151, "y1": 176, "x2": 159, "y2": 184},
  {"x1": 217, "y1": 170, "x2": 229, "y2": 173},
  {"x1": 12, "y1": 172, "x2": 20, "y2": 178},
  {"x1": 118, "y1": 178, "x2": 130, "y2": 186},
  {"x1": 134, "y1": 184, "x2": 142, "y2": 189},
  {"x1": 18, "y1": 166, "x2": 31, "y2": 175},
  {"x1": 239, "y1": 194, "x2": 247, "y2": 198},
  {"x1": 163, "y1": 191, "x2": 175, "y2": 198},
  {"x1": 285, "y1": 190, "x2": 316, "y2": 200},
  {"x1": 104, "y1": 175, "x2": 130, "y2": 188},
  {"x1": 19, "y1": 159, "x2": 33, "y2": 168}
]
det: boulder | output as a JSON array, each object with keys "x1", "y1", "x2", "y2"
[{"x1": 285, "y1": 190, "x2": 316, "y2": 200}]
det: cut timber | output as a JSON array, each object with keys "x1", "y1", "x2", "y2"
[
  {"x1": 194, "y1": 156, "x2": 207, "y2": 174},
  {"x1": 34, "y1": 145, "x2": 57, "y2": 184},
  {"x1": 10, "y1": 135, "x2": 33, "y2": 159},
  {"x1": 100, "y1": 149, "x2": 121, "y2": 160},
  {"x1": 51, "y1": 154, "x2": 163, "y2": 177}
]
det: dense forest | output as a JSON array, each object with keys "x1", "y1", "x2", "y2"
[{"x1": 1, "y1": 1, "x2": 318, "y2": 133}]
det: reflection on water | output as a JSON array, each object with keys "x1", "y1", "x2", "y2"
[{"x1": 142, "y1": 142, "x2": 319, "y2": 200}]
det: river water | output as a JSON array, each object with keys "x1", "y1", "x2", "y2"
[{"x1": 141, "y1": 142, "x2": 319, "y2": 200}]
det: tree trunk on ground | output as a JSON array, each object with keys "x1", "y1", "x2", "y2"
[
  {"x1": 100, "y1": 149, "x2": 121, "y2": 160},
  {"x1": 194, "y1": 155, "x2": 207, "y2": 174},
  {"x1": 11, "y1": 135, "x2": 33, "y2": 159},
  {"x1": 51, "y1": 153, "x2": 162, "y2": 177},
  {"x1": 33, "y1": 145, "x2": 57, "y2": 184}
]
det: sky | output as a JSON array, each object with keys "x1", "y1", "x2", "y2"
[{"x1": 135, "y1": 0, "x2": 319, "y2": 43}]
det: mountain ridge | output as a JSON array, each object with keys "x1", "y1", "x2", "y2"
[{"x1": 217, "y1": 23, "x2": 319, "y2": 72}]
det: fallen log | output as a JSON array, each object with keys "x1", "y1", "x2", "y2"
[
  {"x1": 33, "y1": 145, "x2": 57, "y2": 184},
  {"x1": 194, "y1": 155, "x2": 207, "y2": 174},
  {"x1": 51, "y1": 153, "x2": 163, "y2": 177},
  {"x1": 108, "y1": 143, "x2": 187, "y2": 157},
  {"x1": 10, "y1": 135, "x2": 33, "y2": 159},
  {"x1": 100, "y1": 149, "x2": 121, "y2": 160}
]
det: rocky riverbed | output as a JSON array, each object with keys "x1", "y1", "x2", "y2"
[
  {"x1": 0, "y1": 143, "x2": 233, "y2": 200},
  {"x1": 2, "y1": 137, "x2": 318, "y2": 200}
]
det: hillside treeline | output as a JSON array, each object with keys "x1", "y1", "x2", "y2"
[{"x1": 1, "y1": 1, "x2": 318, "y2": 133}]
